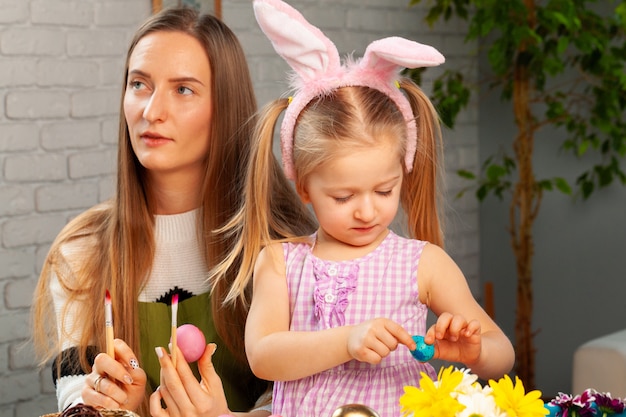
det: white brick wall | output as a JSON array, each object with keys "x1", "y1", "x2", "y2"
[
  {"x1": 0, "y1": 0, "x2": 478, "y2": 413},
  {"x1": 0, "y1": 0, "x2": 150, "y2": 413}
]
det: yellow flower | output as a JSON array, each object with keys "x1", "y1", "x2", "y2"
[
  {"x1": 488, "y1": 374, "x2": 549, "y2": 417},
  {"x1": 400, "y1": 366, "x2": 466, "y2": 417}
]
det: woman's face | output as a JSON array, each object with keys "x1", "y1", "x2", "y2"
[{"x1": 124, "y1": 31, "x2": 213, "y2": 182}]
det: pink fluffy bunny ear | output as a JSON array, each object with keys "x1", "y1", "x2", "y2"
[
  {"x1": 253, "y1": 0, "x2": 340, "y2": 85},
  {"x1": 357, "y1": 37, "x2": 445, "y2": 170},
  {"x1": 253, "y1": 0, "x2": 445, "y2": 180},
  {"x1": 361, "y1": 37, "x2": 445, "y2": 72},
  {"x1": 254, "y1": 0, "x2": 344, "y2": 178}
]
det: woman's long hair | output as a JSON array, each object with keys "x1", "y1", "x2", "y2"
[{"x1": 32, "y1": 7, "x2": 315, "y2": 414}]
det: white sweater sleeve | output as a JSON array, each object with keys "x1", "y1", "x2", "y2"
[{"x1": 56, "y1": 374, "x2": 86, "y2": 411}]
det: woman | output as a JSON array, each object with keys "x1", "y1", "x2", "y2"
[{"x1": 32, "y1": 7, "x2": 315, "y2": 416}]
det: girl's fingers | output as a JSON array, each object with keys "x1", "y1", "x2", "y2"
[
  {"x1": 424, "y1": 325, "x2": 437, "y2": 344},
  {"x1": 384, "y1": 321, "x2": 415, "y2": 350},
  {"x1": 433, "y1": 312, "x2": 453, "y2": 338},
  {"x1": 465, "y1": 319, "x2": 481, "y2": 336},
  {"x1": 433, "y1": 313, "x2": 472, "y2": 341}
]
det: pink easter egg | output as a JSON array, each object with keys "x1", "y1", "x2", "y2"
[{"x1": 176, "y1": 324, "x2": 206, "y2": 362}]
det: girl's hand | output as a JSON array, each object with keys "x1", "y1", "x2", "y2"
[
  {"x1": 425, "y1": 312, "x2": 482, "y2": 365},
  {"x1": 150, "y1": 343, "x2": 231, "y2": 417},
  {"x1": 347, "y1": 318, "x2": 416, "y2": 364},
  {"x1": 81, "y1": 338, "x2": 147, "y2": 411}
]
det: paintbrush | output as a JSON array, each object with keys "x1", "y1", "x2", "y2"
[
  {"x1": 105, "y1": 289, "x2": 114, "y2": 357},
  {"x1": 171, "y1": 293, "x2": 178, "y2": 367}
]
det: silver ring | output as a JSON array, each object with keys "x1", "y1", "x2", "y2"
[{"x1": 94, "y1": 374, "x2": 106, "y2": 393}]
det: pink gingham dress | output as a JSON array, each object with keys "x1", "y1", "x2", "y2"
[{"x1": 273, "y1": 231, "x2": 436, "y2": 417}]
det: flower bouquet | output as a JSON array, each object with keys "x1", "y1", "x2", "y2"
[
  {"x1": 399, "y1": 366, "x2": 626, "y2": 417},
  {"x1": 399, "y1": 366, "x2": 548, "y2": 417},
  {"x1": 546, "y1": 390, "x2": 626, "y2": 417}
]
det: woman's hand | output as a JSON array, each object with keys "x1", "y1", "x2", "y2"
[
  {"x1": 81, "y1": 338, "x2": 147, "y2": 411},
  {"x1": 150, "y1": 343, "x2": 231, "y2": 417},
  {"x1": 425, "y1": 312, "x2": 482, "y2": 365}
]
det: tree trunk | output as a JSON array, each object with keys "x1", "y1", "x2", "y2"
[{"x1": 510, "y1": 0, "x2": 540, "y2": 390}]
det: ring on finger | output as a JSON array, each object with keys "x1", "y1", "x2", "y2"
[{"x1": 94, "y1": 374, "x2": 107, "y2": 393}]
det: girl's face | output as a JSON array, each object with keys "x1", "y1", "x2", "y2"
[
  {"x1": 298, "y1": 138, "x2": 403, "y2": 252},
  {"x1": 124, "y1": 31, "x2": 213, "y2": 183}
]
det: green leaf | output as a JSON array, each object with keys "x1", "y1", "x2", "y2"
[
  {"x1": 538, "y1": 180, "x2": 553, "y2": 191},
  {"x1": 486, "y1": 164, "x2": 507, "y2": 181},
  {"x1": 554, "y1": 177, "x2": 572, "y2": 195},
  {"x1": 577, "y1": 140, "x2": 590, "y2": 157},
  {"x1": 476, "y1": 185, "x2": 488, "y2": 201},
  {"x1": 407, "y1": 0, "x2": 626, "y2": 208},
  {"x1": 550, "y1": 11, "x2": 570, "y2": 28},
  {"x1": 430, "y1": 70, "x2": 471, "y2": 129},
  {"x1": 546, "y1": 100, "x2": 566, "y2": 121},
  {"x1": 556, "y1": 37, "x2": 569, "y2": 55},
  {"x1": 503, "y1": 156, "x2": 516, "y2": 170},
  {"x1": 457, "y1": 169, "x2": 476, "y2": 180},
  {"x1": 595, "y1": 165, "x2": 614, "y2": 187}
]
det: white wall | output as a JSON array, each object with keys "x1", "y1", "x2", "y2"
[{"x1": 0, "y1": 0, "x2": 478, "y2": 414}]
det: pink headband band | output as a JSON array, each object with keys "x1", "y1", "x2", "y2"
[{"x1": 253, "y1": 0, "x2": 445, "y2": 180}]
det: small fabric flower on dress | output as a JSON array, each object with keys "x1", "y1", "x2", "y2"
[{"x1": 312, "y1": 259, "x2": 358, "y2": 328}]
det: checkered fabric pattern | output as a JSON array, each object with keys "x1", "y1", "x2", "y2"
[{"x1": 274, "y1": 231, "x2": 437, "y2": 417}]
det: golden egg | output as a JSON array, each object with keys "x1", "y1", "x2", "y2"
[{"x1": 330, "y1": 404, "x2": 381, "y2": 417}]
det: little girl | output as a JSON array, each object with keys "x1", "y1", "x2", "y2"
[{"x1": 224, "y1": 1, "x2": 515, "y2": 416}]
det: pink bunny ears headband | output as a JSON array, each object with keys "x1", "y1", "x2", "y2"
[{"x1": 253, "y1": 0, "x2": 445, "y2": 180}]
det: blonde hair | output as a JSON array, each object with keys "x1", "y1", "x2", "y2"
[
  {"x1": 32, "y1": 7, "x2": 314, "y2": 414},
  {"x1": 224, "y1": 78, "x2": 444, "y2": 304}
]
